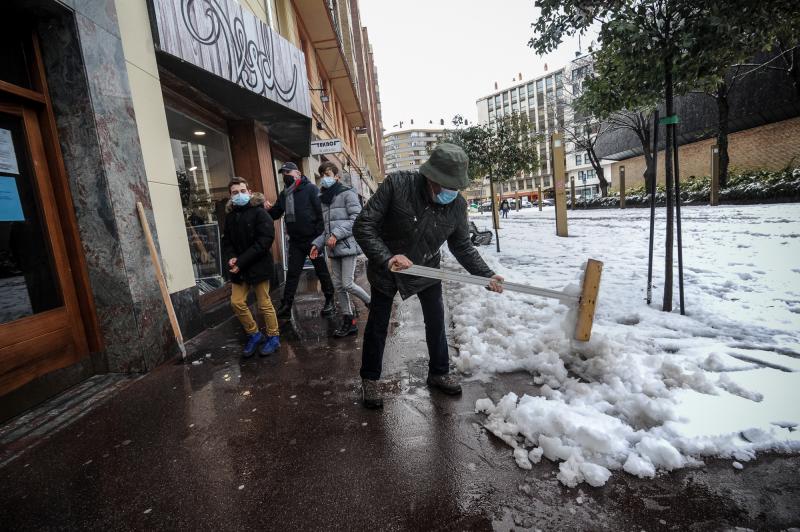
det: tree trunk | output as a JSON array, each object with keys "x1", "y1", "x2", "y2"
[
  {"x1": 586, "y1": 148, "x2": 609, "y2": 196},
  {"x1": 634, "y1": 113, "x2": 655, "y2": 193},
  {"x1": 488, "y1": 176, "x2": 500, "y2": 253},
  {"x1": 792, "y1": 48, "x2": 800, "y2": 100},
  {"x1": 663, "y1": 52, "x2": 675, "y2": 313},
  {"x1": 716, "y1": 82, "x2": 730, "y2": 189},
  {"x1": 596, "y1": 167, "x2": 608, "y2": 197},
  {"x1": 643, "y1": 153, "x2": 655, "y2": 195},
  {"x1": 780, "y1": 45, "x2": 800, "y2": 100}
]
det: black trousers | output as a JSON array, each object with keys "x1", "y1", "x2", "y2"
[
  {"x1": 282, "y1": 239, "x2": 335, "y2": 305},
  {"x1": 360, "y1": 282, "x2": 449, "y2": 380}
]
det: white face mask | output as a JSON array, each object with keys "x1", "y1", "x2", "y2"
[{"x1": 320, "y1": 176, "x2": 336, "y2": 188}]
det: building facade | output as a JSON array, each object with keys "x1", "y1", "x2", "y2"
[
  {"x1": 383, "y1": 127, "x2": 445, "y2": 174},
  {"x1": 472, "y1": 69, "x2": 566, "y2": 203},
  {"x1": 562, "y1": 54, "x2": 613, "y2": 200},
  {"x1": 0, "y1": 0, "x2": 383, "y2": 420}
]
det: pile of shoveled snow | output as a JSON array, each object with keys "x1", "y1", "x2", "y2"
[{"x1": 448, "y1": 205, "x2": 800, "y2": 487}]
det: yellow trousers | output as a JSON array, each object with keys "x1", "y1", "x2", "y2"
[{"x1": 230, "y1": 281, "x2": 279, "y2": 336}]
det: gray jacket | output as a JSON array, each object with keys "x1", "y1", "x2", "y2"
[{"x1": 313, "y1": 184, "x2": 362, "y2": 257}]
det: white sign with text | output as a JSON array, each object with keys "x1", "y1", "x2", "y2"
[{"x1": 310, "y1": 138, "x2": 342, "y2": 155}]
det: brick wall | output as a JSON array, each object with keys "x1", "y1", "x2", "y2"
[{"x1": 610, "y1": 116, "x2": 800, "y2": 192}]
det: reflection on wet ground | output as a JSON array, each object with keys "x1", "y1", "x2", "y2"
[{"x1": 0, "y1": 269, "x2": 798, "y2": 530}]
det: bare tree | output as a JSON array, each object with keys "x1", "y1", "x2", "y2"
[
  {"x1": 561, "y1": 118, "x2": 612, "y2": 196},
  {"x1": 603, "y1": 109, "x2": 658, "y2": 192}
]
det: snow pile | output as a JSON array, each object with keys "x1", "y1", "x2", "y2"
[{"x1": 453, "y1": 205, "x2": 800, "y2": 487}]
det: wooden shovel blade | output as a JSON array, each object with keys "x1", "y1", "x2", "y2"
[{"x1": 574, "y1": 259, "x2": 603, "y2": 341}]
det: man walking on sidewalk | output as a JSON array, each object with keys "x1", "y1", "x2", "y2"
[
  {"x1": 267, "y1": 162, "x2": 335, "y2": 318},
  {"x1": 222, "y1": 177, "x2": 280, "y2": 357},
  {"x1": 353, "y1": 144, "x2": 504, "y2": 409},
  {"x1": 310, "y1": 162, "x2": 371, "y2": 337}
]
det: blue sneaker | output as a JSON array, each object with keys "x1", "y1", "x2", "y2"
[
  {"x1": 243, "y1": 331, "x2": 264, "y2": 358},
  {"x1": 259, "y1": 335, "x2": 280, "y2": 356}
]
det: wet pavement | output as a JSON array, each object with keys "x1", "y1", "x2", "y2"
[{"x1": 1, "y1": 270, "x2": 799, "y2": 531}]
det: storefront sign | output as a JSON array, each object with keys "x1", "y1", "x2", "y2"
[
  {"x1": 310, "y1": 139, "x2": 342, "y2": 155},
  {"x1": 0, "y1": 176, "x2": 25, "y2": 222},
  {"x1": 150, "y1": 0, "x2": 311, "y2": 118},
  {"x1": 0, "y1": 129, "x2": 20, "y2": 175}
]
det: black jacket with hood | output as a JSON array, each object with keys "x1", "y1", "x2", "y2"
[
  {"x1": 353, "y1": 171, "x2": 495, "y2": 299},
  {"x1": 222, "y1": 192, "x2": 275, "y2": 285},
  {"x1": 267, "y1": 175, "x2": 324, "y2": 242}
]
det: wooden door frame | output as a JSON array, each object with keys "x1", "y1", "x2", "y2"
[
  {"x1": 0, "y1": 28, "x2": 100, "y2": 395},
  {"x1": 0, "y1": 102, "x2": 87, "y2": 394}
]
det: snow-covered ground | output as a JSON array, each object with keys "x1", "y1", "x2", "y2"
[{"x1": 446, "y1": 204, "x2": 800, "y2": 488}]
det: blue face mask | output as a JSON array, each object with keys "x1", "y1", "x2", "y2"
[
  {"x1": 434, "y1": 188, "x2": 459, "y2": 205},
  {"x1": 231, "y1": 193, "x2": 251, "y2": 207},
  {"x1": 320, "y1": 176, "x2": 336, "y2": 188}
]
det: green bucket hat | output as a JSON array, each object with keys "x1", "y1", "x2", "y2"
[{"x1": 419, "y1": 143, "x2": 470, "y2": 190}]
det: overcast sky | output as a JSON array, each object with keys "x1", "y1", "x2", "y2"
[{"x1": 359, "y1": 0, "x2": 593, "y2": 134}]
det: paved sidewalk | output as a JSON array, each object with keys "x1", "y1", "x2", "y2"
[{"x1": 1, "y1": 270, "x2": 799, "y2": 531}]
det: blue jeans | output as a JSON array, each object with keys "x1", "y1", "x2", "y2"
[{"x1": 360, "y1": 282, "x2": 449, "y2": 380}]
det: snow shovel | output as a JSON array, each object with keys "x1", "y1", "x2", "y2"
[{"x1": 392, "y1": 259, "x2": 603, "y2": 341}]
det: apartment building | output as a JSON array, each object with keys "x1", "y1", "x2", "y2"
[
  {"x1": 562, "y1": 54, "x2": 613, "y2": 199},
  {"x1": 383, "y1": 127, "x2": 445, "y2": 174},
  {"x1": 472, "y1": 68, "x2": 566, "y2": 203}
]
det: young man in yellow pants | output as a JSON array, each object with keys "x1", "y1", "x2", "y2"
[{"x1": 222, "y1": 177, "x2": 280, "y2": 357}]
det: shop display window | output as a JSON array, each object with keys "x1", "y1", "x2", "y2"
[{"x1": 166, "y1": 108, "x2": 234, "y2": 294}]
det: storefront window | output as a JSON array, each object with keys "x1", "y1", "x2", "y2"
[{"x1": 166, "y1": 108, "x2": 234, "y2": 295}]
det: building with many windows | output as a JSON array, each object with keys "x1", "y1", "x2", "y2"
[
  {"x1": 471, "y1": 69, "x2": 566, "y2": 203},
  {"x1": 562, "y1": 54, "x2": 613, "y2": 199},
  {"x1": 383, "y1": 127, "x2": 445, "y2": 174}
]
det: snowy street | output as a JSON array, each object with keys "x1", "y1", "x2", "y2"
[
  {"x1": 456, "y1": 204, "x2": 800, "y2": 488},
  {"x1": 1, "y1": 222, "x2": 799, "y2": 530}
]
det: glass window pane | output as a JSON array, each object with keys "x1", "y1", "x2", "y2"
[
  {"x1": 0, "y1": 113, "x2": 63, "y2": 324},
  {"x1": 0, "y1": 29, "x2": 34, "y2": 90},
  {"x1": 166, "y1": 108, "x2": 234, "y2": 295}
]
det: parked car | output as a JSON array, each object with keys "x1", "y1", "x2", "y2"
[
  {"x1": 541, "y1": 198, "x2": 555, "y2": 206},
  {"x1": 479, "y1": 201, "x2": 493, "y2": 213},
  {"x1": 520, "y1": 199, "x2": 533, "y2": 208}
]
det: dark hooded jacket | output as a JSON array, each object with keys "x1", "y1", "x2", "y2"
[
  {"x1": 222, "y1": 192, "x2": 275, "y2": 285},
  {"x1": 267, "y1": 175, "x2": 324, "y2": 241},
  {"x1": 353, "y1": 171, "x2": 495, "y2": 299}
]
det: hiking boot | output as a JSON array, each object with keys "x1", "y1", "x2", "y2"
[
  {"x1": 426, "y1": 373, "x2": 462, "y2": 395},
  {"x1": 361, "y1": 378, "x2": 383, "y2": 409},
  {"x1": 320, "y1": 296, "x2": 335, "y2": 316},
  {"x1": 259, "y1": 335, "x2": 280, "y2": 356},
  {"x1": 276, "y1": 303, "x2": 292, "y2": 319},
  {"x1": 242, "y1": 331, "x2": 264, "y2": 358},
  {"x1": 333, "y1": 315, "x2": 358, "y2": 338}
]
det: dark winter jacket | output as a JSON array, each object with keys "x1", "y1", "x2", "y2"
[
  {"x1": 353, "y1": 171, "x2": 495, "y2": 299},
  {"x1": 268, "y1": 176, "x2": 324, "y2": 241},
  {"x1": 222, "y1": 192, "x2": 275, "y2": 285},
  {"x1": 312, "y1": 182, "x2": 362, "y2": 258}
]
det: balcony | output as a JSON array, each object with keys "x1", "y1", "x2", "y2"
[
  {"x1": 294, "y1": 0, "x2": 365, "y2": 127},
  {"x1": 357, "y1": 131, "x2": 381, "y2": 179}
]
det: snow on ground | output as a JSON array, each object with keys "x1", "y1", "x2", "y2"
[{"x1": 445, "y1": 204, "x2": 800, "y2": 488}]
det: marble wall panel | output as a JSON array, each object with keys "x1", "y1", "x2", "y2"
[{"x1": 38, "y1": 1, "x2": 174, "y2": 371}]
